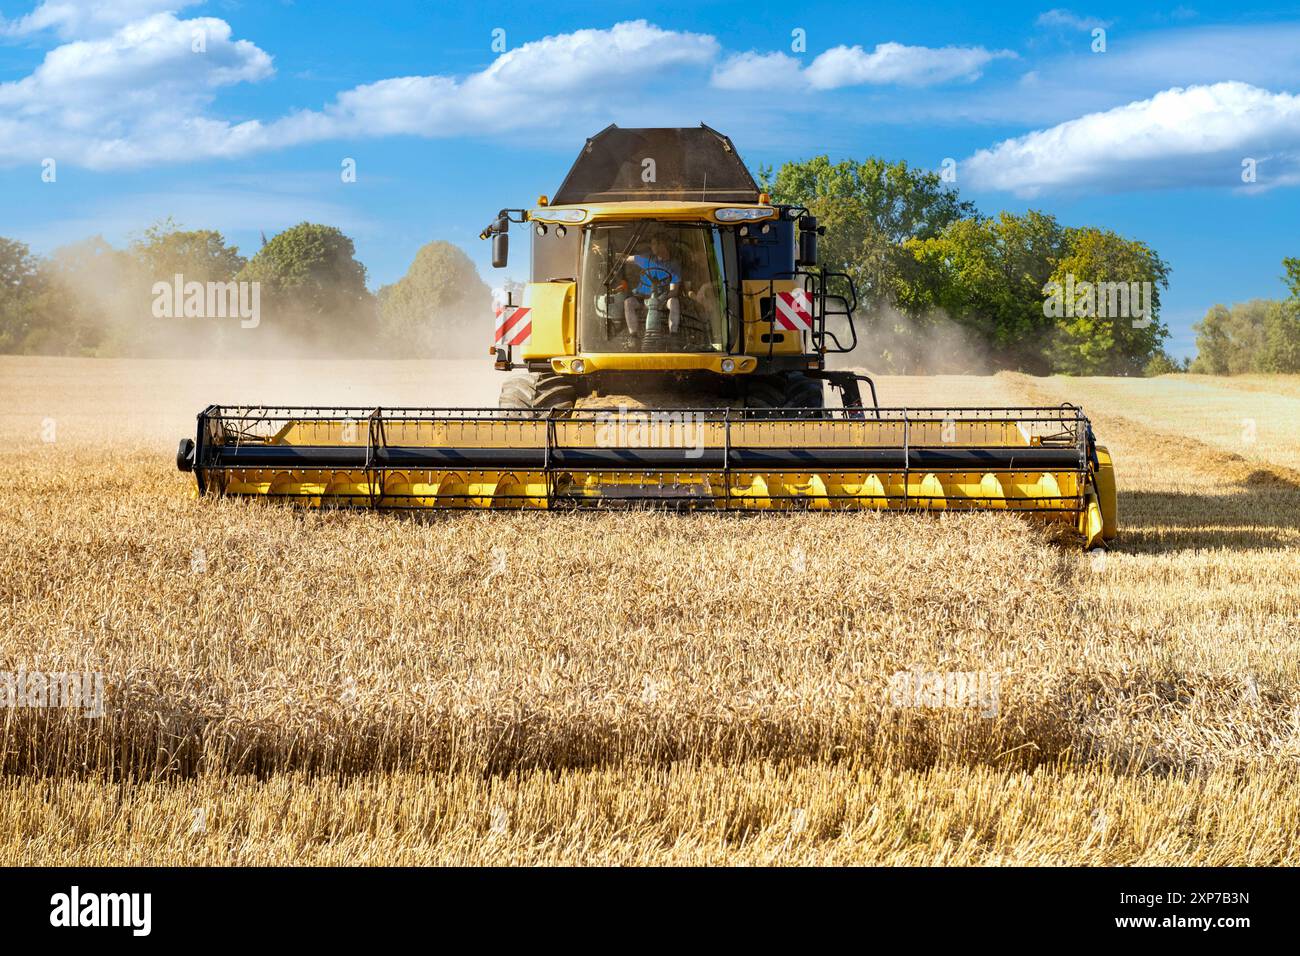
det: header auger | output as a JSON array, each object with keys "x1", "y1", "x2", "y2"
[{"x1": 176, "y1": 125, "x2": 1118, "y2": 548}]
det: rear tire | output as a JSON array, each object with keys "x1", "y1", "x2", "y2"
[
  {"x1": 498, "y1": 372, "x2": 579, "y2": 414},
  {"x1": 743, "y1": 372, "x2": 825, "y2": 417}
]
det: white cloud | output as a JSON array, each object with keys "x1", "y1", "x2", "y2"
[
  {"x1": 274, "y1": 20, "x2": 719, "y2": 142},
  {"x1": 807, "y1": 42, "x2": 1015, "y2": 88},
  {"x1": 1035, "y1": 9, "x2": 1113, "y2": 31},
  {"x1": 2, "y1": 14, "x2": 270, "y2": 109},
  {"x1": 964, "y1": 82, "x2": 1300, "y2": 195},
  {"x1": 0, "y1": 12, "x2": 272, "y2": 167},
  {"x1": 0, "y1": 17, "x2": 723, "y2": 168},
  {"x1": 713, "y1": 42, "x2": 1014, "y2": 91},
  {"x1": 472, "y1": 21, "x2": 716, "y2": 96},
  {"x1": 711, "y1": 52, "x2": 807, "y2": 91},
  {"x1": 0, "y1": 0, "x2": 199, "y2": 38}
]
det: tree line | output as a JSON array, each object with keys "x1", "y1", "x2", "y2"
[
  {"x1": 1185, "y1": 259, "x2": 1300, "y2": 374},
  {"x1": 0, "y1": 221, "x2": 491, "y2": 358}
]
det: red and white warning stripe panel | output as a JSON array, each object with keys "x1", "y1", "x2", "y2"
[
  {"x1": 494, "y1": 306, "x2": 531, "y2": 346},
  {"x1": 773, "y1": 289, "x2": 813, "y2": 331}
]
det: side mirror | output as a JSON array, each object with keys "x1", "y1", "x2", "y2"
[
  {"x1": 491, "y1": 217, "x2": 509, "y2": 269},
  {"x1": 797, "y1": 215, "x2": 819, "y2": 267}
]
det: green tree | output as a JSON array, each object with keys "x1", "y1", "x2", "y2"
[
  {"x1": 377, "y1": 241, "x2": 492, "y2": 357},
  {"x1": 0, "y1": 238, "x2": 44, "y2": 352},
  {"x1": 0, "y1": 238, "x2": 103, "y2": 355},
  {"x1": 900, "y1": 214, "x2": 1169, "y2": 374},
  {"x1": 1190, "y1": 300, "x2": 1275, "y2": 374},
  {"x1": 1190, "y1": 258, "x2": 1300, "y2": 374},
  {"x1": 122, "y1": 220, "x2": 249, "y2": 355},
  {"x1": 238, "y1": 223, "x2": 376, "y2": 351},
  {"x1": 1283, "y1": 257, "x2": 1300, "y2": 300},
  {"x1": 1045, "y1": 227, "x2": 1171, "y2": 375},
  {"x1": 899, "y1": 211, "x2": 1070, "y2": 372},
  {"x1": 0, "y1": 237, "x2": 38, "y2": 292},
  {"x1": 131, "y1": 218, "x2": 245, "y2": 283},
  {"x1": 1144, "y1": 351, "x2": 1185, "y2": 376},
  {"x1": 1190, "y1": 304, "x2": 1234, "y2": 374},
  {"x1": 760, "y1": 156, "x2": 974, "y2": 314},
  {"x1": 1258, "y1": 300, "x2": 1300, "y2": 373}
]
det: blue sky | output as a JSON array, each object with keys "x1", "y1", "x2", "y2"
[{"x1": 3, "y1": 1, "x2": 1300, "y2": 357}]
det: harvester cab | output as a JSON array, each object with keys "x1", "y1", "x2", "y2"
[
  {"x1": 482, "y1": 124, "x2": 870, "y2": 413},
  {"x1": 176, "y1": 124, "x2": 1118, "y2": 549}
]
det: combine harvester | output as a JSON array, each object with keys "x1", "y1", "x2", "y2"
[{"x1": 176, "y1": 125, "x2": 1117, "y2": 548}]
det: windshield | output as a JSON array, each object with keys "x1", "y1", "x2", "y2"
[{"x1": 579, "y1": 221, "x2": 729, "y2": 352}]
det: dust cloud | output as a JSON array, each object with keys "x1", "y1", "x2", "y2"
[
  {"x1": 0, "y1": 356, "x2": 504, "y2": 453},
  {"x1": 827, "y1": 304, "x2": 995, "y2": 376},
  {"x1": 40, "y1": 241, "x2": 494, "y2": 361}
]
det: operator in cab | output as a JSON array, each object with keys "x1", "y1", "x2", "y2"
[{"x1": 623, "y1": 233, "x2": 683, "y2": 337}]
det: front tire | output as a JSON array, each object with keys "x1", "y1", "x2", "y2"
[
  {"x1": 497, "y1": 372, "x2": 579, "y2": 414},
  {"x1": 743, "y1": 372, "x2": 825, "y2": 417}
]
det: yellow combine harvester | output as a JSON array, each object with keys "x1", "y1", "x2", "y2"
[{"x1": 176, "y1": 125, "x2": 1117, "y2": 548}]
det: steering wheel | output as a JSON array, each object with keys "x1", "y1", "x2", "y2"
[
  {"x1": 640, "y1": 265, "x2": 677, "y2": 298},
  {"x1": 641, "y1": 265, "x2": 673, "y2": 283}
]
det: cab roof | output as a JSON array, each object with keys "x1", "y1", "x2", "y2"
[{"x1": 551, "y1": 125, "x2": 761, "y2": 205}]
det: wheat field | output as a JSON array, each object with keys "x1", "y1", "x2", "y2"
[{"x1": 1, "y1": 357, "x2": 1297, "y2": 865}]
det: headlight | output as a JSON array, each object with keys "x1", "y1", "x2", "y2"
[
  {"x1": 721, "y1": 358, "x2": 735, "y2": 373},
  {"x1": 535, "y1": 208, "x2": 586, "y2": 223},
  {"x1": 715, "y1": 207, "x2": 775, "y2": 222},
  {"x1": 571, "y1": 359, "x2": 585, "y2": 374}
]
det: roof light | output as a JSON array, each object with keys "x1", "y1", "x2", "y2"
[{"x1": 715, "y1": 207, "x2": 775, "y2": 222}]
